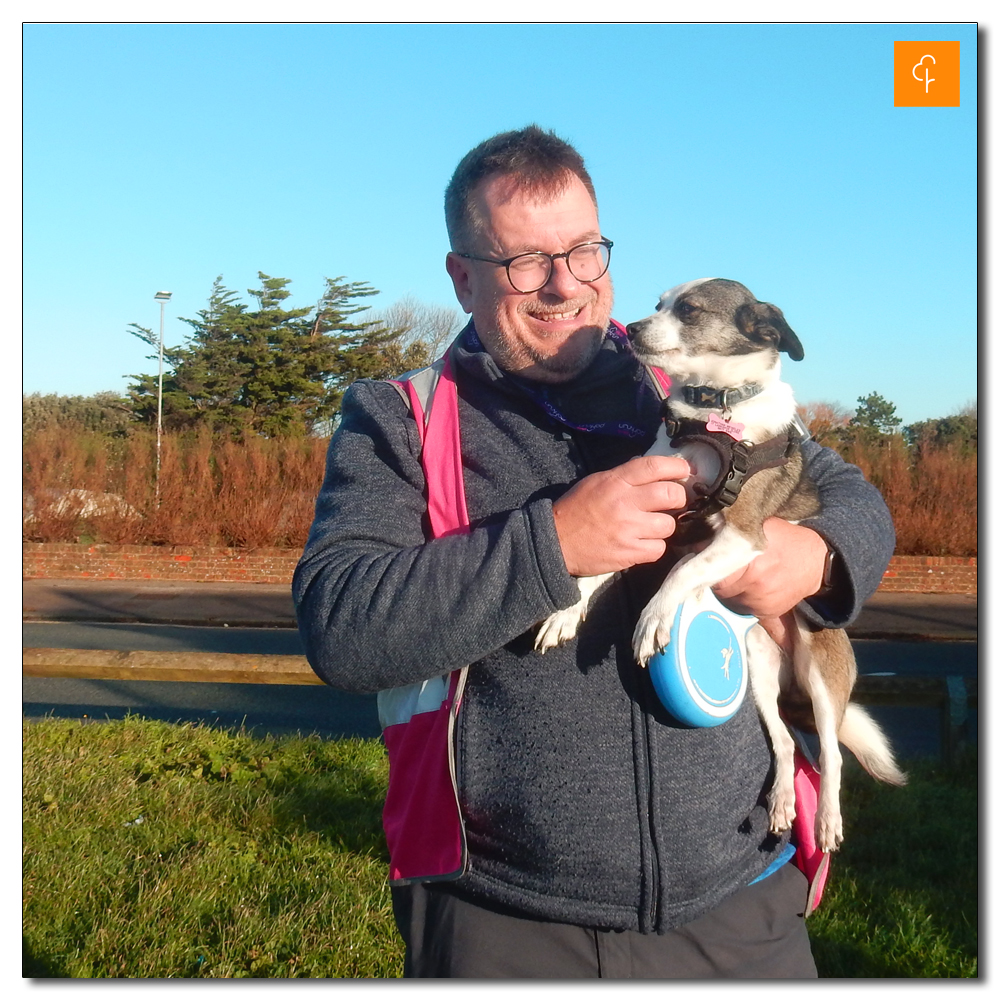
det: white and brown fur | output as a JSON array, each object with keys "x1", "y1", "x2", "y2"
[{"x1": 536, "y1": 277, "x2": 906, "y2": 852}]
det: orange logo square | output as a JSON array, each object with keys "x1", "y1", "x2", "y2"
[{"x1": 894, "y1": 41, "x2": 960, "y2": 107}]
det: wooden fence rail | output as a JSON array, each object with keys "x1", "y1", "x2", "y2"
[{"x1": 22, "y1": 648, "x2": 321, "y2": 686}]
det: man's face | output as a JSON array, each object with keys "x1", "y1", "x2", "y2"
[{"x1": 446, "y1": 172, "x2": 613, "y2": 383}]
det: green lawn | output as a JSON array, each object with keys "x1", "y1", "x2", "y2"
[
  {"x1": 806, "y1": 750, "x2": 978, "y2": 977},
  {"x1": 23, "y1": 716, "x2": 977, "y2": 978}
]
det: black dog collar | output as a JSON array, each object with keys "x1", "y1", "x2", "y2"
[{"x1": 682, "y1": 383, "x2": 764, "y2": 412}]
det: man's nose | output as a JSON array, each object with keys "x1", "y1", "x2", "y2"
[{"x1": 540, "y1": 255, "x2": 583, "y2": 297}]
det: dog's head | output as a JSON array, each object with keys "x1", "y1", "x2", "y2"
[{"x1": 626, "y1": 279, "x2": 804, "y2": 382}]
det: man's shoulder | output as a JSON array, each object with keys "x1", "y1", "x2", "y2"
[{"x1": 339, "y1": 377, "x2": 415, "y2": 429}]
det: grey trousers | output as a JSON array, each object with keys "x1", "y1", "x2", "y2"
[{"x1": 391, "y1": 861, "x2": 818, "y2": 979}]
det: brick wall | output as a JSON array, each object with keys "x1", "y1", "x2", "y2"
[
  {"x1": 875, "y1": 555, "x2": 977, "y2": 595},
  {"x1": 22, "y1": 543, "x2": 976, "y2": 594}
]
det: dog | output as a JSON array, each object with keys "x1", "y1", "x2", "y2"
[{"x1": 535, "y1": 277, "x2": 906, "y2": 853}]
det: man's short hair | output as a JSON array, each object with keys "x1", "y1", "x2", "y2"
[{"x1": 444, "y1": 124, "x2": 597, "y2": 252}]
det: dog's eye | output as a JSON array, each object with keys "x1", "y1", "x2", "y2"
[{"x1": 675, "y1": 300, "x2": 700, "y2": 320}]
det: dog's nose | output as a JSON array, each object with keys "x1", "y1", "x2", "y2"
[{"x1": 625, "y1": 322, "x2": 643, "y2": 340}]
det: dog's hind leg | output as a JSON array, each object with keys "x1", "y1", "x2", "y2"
[
  {"x1": 747, "y1": 624, "x2": 798, "y2": 833},
  {"x1": 792, "y1": 617, "x2": 845, "y2": 852},
  {"x1": 535, "y1": 572, "x2": 614, "y2": 652}
]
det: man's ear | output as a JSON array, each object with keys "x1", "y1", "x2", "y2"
[{"x1": 445, "y1": 253, "x2": 475, "y2": 314}]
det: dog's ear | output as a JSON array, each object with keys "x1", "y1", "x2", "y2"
[{"x1": 735, "y1": 301, "x2": 804, "y2": 362}]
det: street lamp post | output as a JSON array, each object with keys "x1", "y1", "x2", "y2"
[{"x1": 153, "y1": 291, "x2": 172, "y2": 500}]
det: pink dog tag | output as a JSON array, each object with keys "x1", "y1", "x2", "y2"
[{"x1": 707, "y1": 412, "x2": 744, "y2": 440}]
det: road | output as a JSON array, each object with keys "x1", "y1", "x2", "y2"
[{"x1": 22, "y1": 622, "x2": 977, "y2": 756}]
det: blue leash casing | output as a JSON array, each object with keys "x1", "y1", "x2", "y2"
[{"x1": 647, "y1": 589, "x2": 758, "y2": 728}]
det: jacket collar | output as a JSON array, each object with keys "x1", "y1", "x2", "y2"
[{"x1": 451, "y1": 320, "x2": 662, "y2": 440}]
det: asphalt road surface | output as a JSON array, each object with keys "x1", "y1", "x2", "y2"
[
  {"x1": 23, "y1": 622, "x2": 306, "y2": 656},
  {"x1": 23, "y1": 622, "x2": 977, "y2": 757}
]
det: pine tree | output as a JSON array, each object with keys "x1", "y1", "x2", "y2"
[
  {"x1": 127, "y1": 272, "x2": 409, "y2": 437},
  {"x1": 848, "y1": 392, "x2": 902, "y2": 445}
]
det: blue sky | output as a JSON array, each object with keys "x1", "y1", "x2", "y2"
[{"x1": 22, "y1": 20, "x2": 978, "y2": 427}]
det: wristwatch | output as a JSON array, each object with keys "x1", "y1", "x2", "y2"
[{"x1": 817, "y1": 542, "x2": 838, "y2": 597}]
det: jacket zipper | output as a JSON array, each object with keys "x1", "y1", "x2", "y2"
[
  {"x1": 620, "y1": 568, "x2": 662, "y2": 932},
  {"x1": 567, "y1": 425, "x2": 662, "y2": 932}
]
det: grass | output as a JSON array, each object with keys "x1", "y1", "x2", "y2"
[
  {"x1": 807, "y1": 750, "x2": 978, "y2": 978},
  {"x1": 22, "y1": 717, "x2": 402, "y2": 978},
  {"x1": 23, "y1": 717, "x2": 977, "y2": 978}
]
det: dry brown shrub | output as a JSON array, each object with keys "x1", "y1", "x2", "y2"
[
  {"x1": 837, "y1": 434, "x2": 977, "y2": 557},
  {"x1": 25, "y1": 424, "x2": 975, "y2": 557},
  {"x1": 23, "y1": 425, "x2": 114, "y2": 541},
  {"x1": 797, "y1": 401, "x2": 851, "y2": 449},
  {"x1": 213, "y1": 439, "x2": 289, "y2": 547},
  {"x1": 143, "y1": 430, "x2": 219, "y2": 545},
  {"x1": 893, "y1": 444, "x2": 977, "y2": 556},
  {"x1": 23, "y1": 426, "x2": 330, "y2": 548}
]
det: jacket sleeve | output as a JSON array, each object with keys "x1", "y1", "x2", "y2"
[
  {"x1": 797, "y1": 439, "x2": 895, "y2": 628},
  {"x1": 292, "y1": 379, "x2": 580, "y2": 694}
]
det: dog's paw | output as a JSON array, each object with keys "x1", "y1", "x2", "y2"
[
  {"x1": 632, "y1": 608, "x2": 676, "y2": 667},
  {"x1": 767, "y1": 789, "x2": 797, "y2": 834},
  {"x1": 815, "y1": 807, "x2": 844, "y2": 853},
  {"x1": 535, "y1": 605, "x2": 586, "y2": 653}
]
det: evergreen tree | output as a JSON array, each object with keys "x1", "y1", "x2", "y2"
[
  {"x1": 848, "y1": 392, "x2": 902, "y2": 444},
  {"x1": 127, "y1": 272, "x2": 410, "y2": 437},
  {"x1": 22, "y1": 391, "x2": 135, "y2": 437},
  {"x1": 903, "y1": 413, "x2": 978, "y2": 454}
]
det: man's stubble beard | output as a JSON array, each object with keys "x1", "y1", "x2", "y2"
[{"x1": 484, "y1": 278, "x2": 614, "y2": 384}]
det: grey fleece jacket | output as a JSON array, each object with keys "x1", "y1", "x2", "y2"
[{"x1": 293, "y1": 326, "x2": 895, "y2": 934}]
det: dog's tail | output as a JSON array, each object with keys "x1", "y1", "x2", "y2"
[{"x1": 837, "y1": 703, "x2": 908, "y2": 786}]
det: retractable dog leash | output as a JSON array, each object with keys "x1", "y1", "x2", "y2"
[{"x1": 646, "y1": 587, "x2": 757, "y2": 728}]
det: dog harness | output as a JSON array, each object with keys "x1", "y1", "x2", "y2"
[
  {"x1": 378, "y1": 323, "x2": 829, "y2": 914},
  {"x1": 663, "y1": 410, "x2": 803, "y2": 520}
]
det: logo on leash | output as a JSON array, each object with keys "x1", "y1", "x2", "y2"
[{"x1": 719, "y1": 643, "x2": 733, "y2": 680}]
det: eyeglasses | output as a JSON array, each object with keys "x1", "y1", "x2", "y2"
[{"x1": 455, "y1": 239, "x2": 613, "y2": 294}]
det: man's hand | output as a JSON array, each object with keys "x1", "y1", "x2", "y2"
[
  {"x1": 712, "y1": 517, "x2": 828, "y2": 619},
  {"x1": 552, "y1": 455, "x2": 690, "y2": 577}
]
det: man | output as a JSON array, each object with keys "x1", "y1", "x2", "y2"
[{"x1": 294, "y1": 125, "x2": 894, "y2": 978}]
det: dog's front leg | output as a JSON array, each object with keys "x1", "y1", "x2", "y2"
[
  {"x1": 632, "y1": 524, "x2": 762, "y2": 666},
  {"x1": 535, "y1": 572, "x2": 615, "y2": 652}
]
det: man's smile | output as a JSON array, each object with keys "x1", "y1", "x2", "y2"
[{"x1": 522, "y1": 297, "x2": 595, "y2": 328}]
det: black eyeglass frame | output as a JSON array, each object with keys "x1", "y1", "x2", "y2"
[{"x1": 454, "y1": 239, "x2": 614, "y2": 293}]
